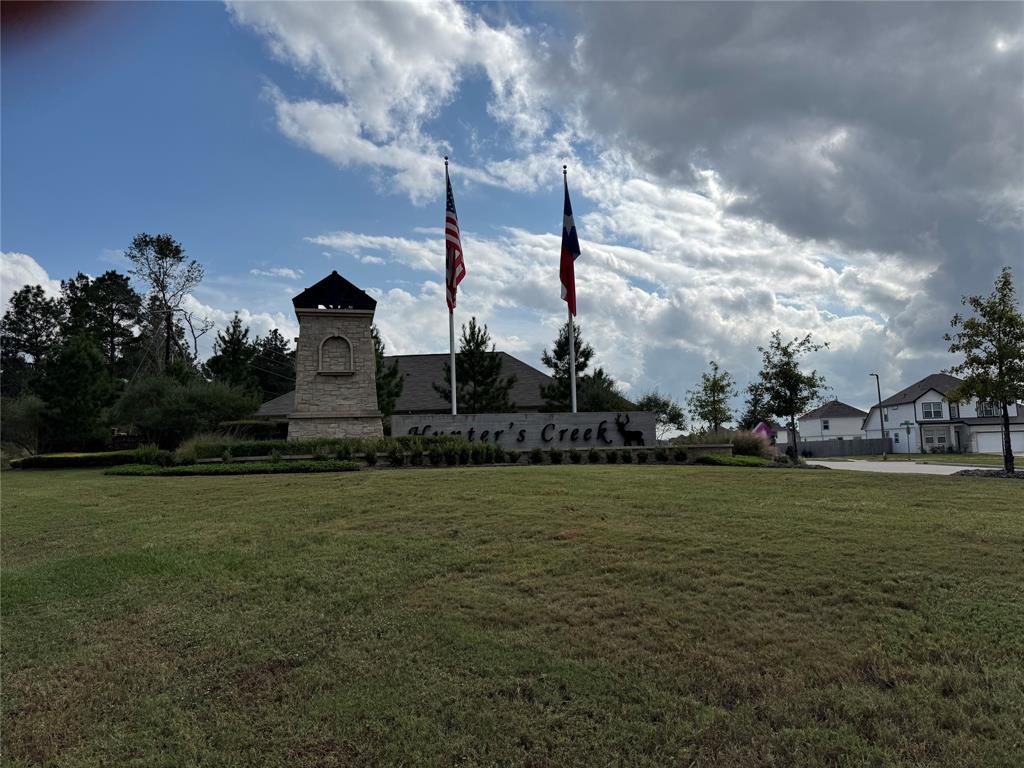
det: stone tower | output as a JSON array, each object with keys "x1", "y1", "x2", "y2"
[{"x1": 288, "y1": 271, "x2": 384, "y2": 440}]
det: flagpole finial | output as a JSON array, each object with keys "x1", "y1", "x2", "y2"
[
  {"x1": 563, "y1": 164, "x2": 567, "y2": 175},
  {"x1": 444, "y1": 155, "x2": 449, "y2": 166}
]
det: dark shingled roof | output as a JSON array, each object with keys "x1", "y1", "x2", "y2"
[
  {"x1": 878, "y1": 373, "x2": 963, "y2": 407},
  {"x1": 256, "y1": 351, "x2": 555, "y2": 417},
  {"x1": 292, "y1": 271, "x2": 376, "y2": 312},
  {"x1": 799, "y1": 400, "x2": 868, "y2": 421}
]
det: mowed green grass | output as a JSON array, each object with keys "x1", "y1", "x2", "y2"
[{"x1": 2, "y1": 467, "x2": 1022, "y2": 767}]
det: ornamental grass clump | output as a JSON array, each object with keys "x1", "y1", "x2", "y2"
[
  {"x1": 335, "y1": 444, "x2": 353, "y2": 461},
  {"x1": 387, "y1": 445, "x2": 406, "y2": 467},
  {"x1": 605, "y1": 449, "x2": 619, "y2": 464},
  {"x1": 621, "y1": 449, "x2": 634, "y2": 464},
  {"x1": 654, "y1": 447, "x2": 668, "y2": 463},
  {"x1": 269, "y1": 449, "x2": 282, "y2": 464},
  {"x1": 408, "y1": 444, "x2": 424, "y2": 466},
  {"x1": 637, "y1": 451, "x2": 649, "y2": 463},
  {"x1": 588, "y1": 448, "x2": 601, "y2": 464},
  {"x1": 549, "y1": 448, "x2": 563, "y2": 465},
  {"x1": 363, "y1": 447, "x2": 377, "y2": 467},
  {"x1": 529, "y1": 447, "x2": 545, "y2": 465},
  {"x1": 732, "y1": 430, "x2": 771, "y2": 458},
  {"x1": 221, "y1": 448, "x2": 234, "y2": 464},
  {"x1": 569, "y1": 448, "x2": 582, "y2": 464},
  {"x1": 133, "y1": 444, "x2": 173, "y2": 466},
  {"x1": 673, "y1": 446, "x2": 688, "y2": 463},
  {"x1": 444, "y1": 447, "x2": 459, "y2": 466},
  {"x1": 471, "y1": 445, "x2": 486, "y2": 465},
  {"x1": 428, "y1": 446, "x2": 445, "y2": 467}
]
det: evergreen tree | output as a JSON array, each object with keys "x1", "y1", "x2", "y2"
[
  {"x1": 757, "y1": 331, "x2": 828, "y2": 462},
  {"x1": 0, "y1": 285, "x2": 65, "y2": 395},
  {"x1": 945, "y1": 267, "x2": 1024, "y2": 474},
  {"x1": 736, "y1": 381, "x2": 773, "y2": 431},
  {"x1": 433, "y1": 317, "x2": 516, "y2": 413},
  {"x1": 372, "y1": 325, "x2": 404, "y2": 417},
  {"x1": 540, "y1": 320, "x2": 595, "y2": 410},
  {"x1": 686, "y1": 361, "x2": 737, "y2": 434},
  {"x1": 578, "y1": 367, "x2": 632, "y2": 412},
  {"x1": 206, "y1": 313, "x2": 258, "y2": 390},
  {"x1": 252, "y1": 329, "x2": 296, "y2": 400},
  {"x1": 60, "y1": 271, "x2": 142, "y2": 375},
  {"x1": 36, "y1": 335, "x2": 112, "y2": 451},
  {"x1": 636, "y1": 390, "x2": 687, "y2": 438}
]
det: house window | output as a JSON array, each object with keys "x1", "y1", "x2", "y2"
[
  {"x1": 976, "y1": 402, "x2": 997, "y2": 418},
  {"x1": 894, "y1": 433, "x2": 900, "y2": 444},
  {"x1": 822, "y1": 419, "x2": 830, "y2": 431},
  {"x1": 923, "y1": 427, "x2": 947, "y2": 445},
  {"x1": 949, "y1": 403, "x2": 959, "y2": 419},
  {"x1": 921, "y1": 402, "x2": 943, "y2": 420}
]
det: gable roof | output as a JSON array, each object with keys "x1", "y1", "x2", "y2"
[
  {"x1": 799, "y1": 400, "x2": 868, "y2": 421},
  {"x1": 878, "y1": 373, "x2": 963, "y2": 407},
  {"x1": 255, "y1": 351, "x2": 556, "y2": 417},
  {"x1": 292, "y1": 271, "x2": 376, "y2": 312}
]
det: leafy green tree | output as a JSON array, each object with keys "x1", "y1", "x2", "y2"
[
  {"x1": 37, "y1": 335, "x2": 113, "y2": 451},
  {"x1": 206, "y1": 313, "x2": 258, "y2": 390},
  {"x1": 0, "y1": 394, "x2": 45, "y2": 453},
  {"x1": 757, "y1": 331, "x2": 828, "y2": 462},
  {"x1": 372, "y1": 325, "x2": 403, "y2": 417},
  {"x1": 60, "y1": 270, "x2": 142, "y2": 374},
  {"x1": 253, "y1": 328, "x2": 296, "y2": 400},
  {"x1": 124, "y1": 233, "x2": 206, "y2": 368},
  {"x1": 945, "y1": 267, "x2": 1024, "y2": 473},
  {"x1": 111, "y1": 376, "x2": 258, "y2": 448},
  {"x1": 578, "y1": 367, "x2": 632, "y2": 412},
  {"x1": 736, "y1": 381, "x2": 773, "y2": 431},
  {"x1": 636, "y1": 390, "x2": 687, "y2": 439},
  {"x1": 686, "y1": 361, "x2": 737, "y2": 434},
  {"x1": 433, "y1": 317, "x2": 516, "y2": 413},
  {"x1": 0, "y1": 285, "x2": 65, "y2": 395},
  {"x1": 540, "y1": 320, "x2": 595, "y2": 410}
]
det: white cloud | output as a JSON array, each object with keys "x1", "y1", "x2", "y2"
[
  {"x1": 1, "y1": 252, "x2": 62, "y2": 310},
  {"x1": 250, "y1": 267, "x2": 304, "y2": 279},
  {"x1": 181, "y1": 294, "x2": 299, "y2": 361}
]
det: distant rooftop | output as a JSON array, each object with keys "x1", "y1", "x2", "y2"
[
  {"x1": 800, "y1": 400, "x2": 868, "y2": 421},
  {"x1": 878, "y1": 373, "x2": 963, "y2": 407}
]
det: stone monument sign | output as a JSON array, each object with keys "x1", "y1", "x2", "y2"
[{"x1": 288, "y1": 271, "x2": 384, "y2": 440}]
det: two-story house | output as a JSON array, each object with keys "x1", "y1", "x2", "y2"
[
  {"x1": 798, "y1": 400, "x2": 868, "y2": 442},
  {"x1": 862, "y1": 373, "x2": 1024, "y2": 454}
]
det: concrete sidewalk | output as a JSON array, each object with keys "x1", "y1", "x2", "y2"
[{"x1": 808, "y1": 460, "x2": 978, "y2": 475}]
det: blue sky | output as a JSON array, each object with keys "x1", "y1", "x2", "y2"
[{"x1": 3, "y1": 2, "x2": 1021, "y2": 413}]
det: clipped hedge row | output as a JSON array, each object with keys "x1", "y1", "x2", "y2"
[
  {"x1": 692, "y1": 454, "x2": 771, "y2": 467},
  {"x1": 11, "y1": 447, "x2": 174, "y2": 469},
  {"x1": 178, "y1": 434, "x2": 470, "y2": 462},
  {"x1": 106, "y1": 460, "x2": 361, "y2": 477}
]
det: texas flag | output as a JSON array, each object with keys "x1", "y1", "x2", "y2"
[{"x1": 560, "y1": 171, "x2": 581, "y2": 316}]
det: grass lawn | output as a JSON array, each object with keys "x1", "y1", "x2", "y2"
[
  {"x1": 3, "y1": 466, "x2": 1022, "y2": 767},
  {"x1": 827, "y1": 453, "x2": 1010, "y2": 466}
]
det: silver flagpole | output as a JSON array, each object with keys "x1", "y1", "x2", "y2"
[
  {"x1": 450, "y1": 310, "x2": 457, "y2": 415},
  {"x1": 568, "y1": 307, "x2": 577, "y2": 413}
]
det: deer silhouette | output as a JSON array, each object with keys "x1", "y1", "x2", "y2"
[{"x1": 615, "y1": 414, "x2": 645, "y2": 446}]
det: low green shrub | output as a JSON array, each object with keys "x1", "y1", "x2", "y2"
[
  {"x1": 492, "y1": 446, "x2": 505, "y2": 463},
  {"x1": 529, "y1": 447, "x2": 545, "y2": 465},
  {"x1": 458, "y1": 445, "x2": 471, "y2": 465},
  {"x1": 336, "y1": 444, "x2": 353, "y2": 461},
  {"x1": 621, "y1": 449, "x2": 633, "y2": 464},
  {"x1": 364, "y1": 448, "x2": 377, "y2": 467},
  {"x1": 605, "y1": 449, "x2": 619, "y2": 464},
  {"x1": 312, "y1": 444, "x2": 334, "y2": 461},
  {"x1": 654, "y1": 447, "x2": 669, "y2": 462},
  {"x1": 221, "y1": 448, "x2": 234, "y2": 464},
  {"x1": 692, "y1": 454, "x2": 769, "y2": 467},
  {"x1": 10, "y1": 450, "x2": 163, "y2": 470},
  {"x1": 673, "y1": 447, "x2": 688, "y2": 462},
  {"x1": 132, "y1": 443, "x2": 173, "y2": 466},
  {"x1": 569, "y1": 448, "x2": 582, "y2": 464},
  {"x1": 429, "y1": 446, "x2": 445, "y2": 467},
  {"x1": 408, "y1": 444, "x2": 424, "y2": 466},
  {"x1": 483, "y1": 444, "x2": 496, "y2": 464},
  {"x1": 637, "y1": 451, "x2": 649, "y2": 463},
  {"x1": 269, "y1": 449, "x2": 282, "y2": 464},
  {"x1": 444, "y1": 447, "x2": 459, "y2": 466},
  {"x1": 549, "y1": 448, "x2": 563, "y2": 465},
  {"x1": 387, "y1": 445, "x2": 406, "y2": 467},
  {"x1": 471, "y1": 445, "x2": 486, "y2": 465},
  {"x1": 588, "y1": 448, "x2": 601, "y2": 464},
  {"x1": 106, "y1": 460, "x2": 361, "y2": 477}
]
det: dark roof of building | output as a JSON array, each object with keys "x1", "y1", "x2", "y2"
[
  {"x1": 877, "y1": 373, "x2": 963, "y2": 407},
  {"x1": 255, "y1": 351, "x2": 555, "y2": 417},
  {"x1": 292, "y1": 271, "x2": 376, "y2": 312},
  {"x1": 800, "y1": 400, "x2": 868, "y2": 421}
]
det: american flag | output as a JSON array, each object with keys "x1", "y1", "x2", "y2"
[
  {"x1": 445, "y1": 161, "x2": 466, "y2": 311},
  {"x1": 560, "y1": 170, "x2": 581, "y2": 316}
]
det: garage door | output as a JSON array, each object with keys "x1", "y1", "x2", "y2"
[{"x1": 976, "y1": 431, "x2": 1024, "y2": 454}]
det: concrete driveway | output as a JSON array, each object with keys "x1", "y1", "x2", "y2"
[{"x1": 808, "y1": 460, "x2": 978, "y2": 475}]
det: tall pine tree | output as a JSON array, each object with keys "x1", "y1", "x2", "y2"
[
  {"x1": 252, "y1": 329, "x2": 295, "y2": 400},
  {"x1": 540, "y1": 320, "x2": 595, "y2": 410},
  {"x1": 433, "y1": 317, "x2": 516, "y2": 413},
  {"x1": 206, "y1": 313, "x2": 257, "y2": 391},
  {"x1": 372, "y1": 325, "x2": 404, "y2": 417}
]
